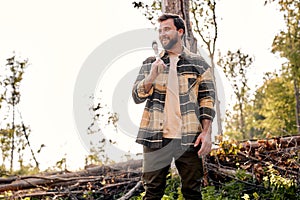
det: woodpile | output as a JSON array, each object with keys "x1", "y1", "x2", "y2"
[
  {"x1": 0, "y1": 160, "x2": 143, "y2": 199},
  {"x1": 207, "y1": 135, "x2": 300, "y2": 186},
  {"x1": 0, "y1": 135, "x2": 299, "y2": 199}
]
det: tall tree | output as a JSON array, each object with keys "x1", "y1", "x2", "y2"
[
  {"x1": 0, "y1": 54, "x2": 41, "y2": 172},
  {"x1": 4, "y1": 55, "x2": 28, "y2": 171},
  {"x1": 191, "y1": 0, "x2": 217, "y2": 64},
  {"x1": 217, "y1": 50, "x2": 253, "y2": 140},
  {"x1": 269, "y1": 0, "x2": 300, "y2": 134},
  {"x1": 190, "y1": 0, "x2": 222, "y2": 136},
  {"x1": 252, "y1": 72, "x2": 297, "y2": 137}
]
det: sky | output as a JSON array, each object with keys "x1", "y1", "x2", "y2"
[{"x1": 0, "y1": 0, "x2": 285, "y2": 170}]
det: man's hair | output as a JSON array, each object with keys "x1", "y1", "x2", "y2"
[{"x1": 158, "y1": 13, "x2": 186, "y2": 35}]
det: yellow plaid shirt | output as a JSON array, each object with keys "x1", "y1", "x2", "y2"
[{"x1": 132, "y1": 47, "x2": 215, "y2": 149}]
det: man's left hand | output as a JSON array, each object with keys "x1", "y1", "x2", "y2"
[{"x1": 194, "y1": 129, "x2": 212, "y2": 157}]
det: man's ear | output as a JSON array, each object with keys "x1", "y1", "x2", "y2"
[{"x1": 178, "y1": 29, "x2": 184, "y2": 37}]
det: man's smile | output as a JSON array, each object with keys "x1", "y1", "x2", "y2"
[{"x1": 161, "y1": 38, "x2": 170, "y2": 45}]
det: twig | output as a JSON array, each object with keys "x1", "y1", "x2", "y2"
[
  {"x1": 237, "y1": 151, "x2": 299, "y2": 176},
  {"x1": 206, "y1": 162, "x2": 263, "y2": 188},
  {"x1": 99, "y1": 181, "x2": 132, "y2": 191},
  {"x1": 118, "y1": 181, "x2": 143, "y2": 200}
]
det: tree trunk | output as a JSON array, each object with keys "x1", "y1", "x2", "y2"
[
  {"x1": 293, "y1": 76, "x2": 300, "y2": 134},
  {"x1": 162, "y1": 0, "x2": 197, "y2": 53},
  {"x1": 161, "y1": 0, "x2": 220, "y2": 187},
  {"x1": 162, "y1": 0, "x2": 223, "y2": 137},
  {"x1": 239, "y1": 101, "x2": 246, "y2": 140},
  {"x1": 210, "y1": 56, "x2": 223, "y2": 136}
]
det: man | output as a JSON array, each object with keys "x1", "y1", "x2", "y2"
[{"x1": 132, "y1": 13, "x2": 215, "y2": 199}]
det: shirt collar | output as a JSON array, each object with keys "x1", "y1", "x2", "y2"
[{"x1": 159, "y1": 46, "x2": 192, "y2": 60}]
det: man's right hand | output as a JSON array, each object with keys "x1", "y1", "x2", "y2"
[
  {"x1": 150, "y1": 58, "x2": 166, "y2": 77},
  {"x1": 143, "y1": 59, "x2": 166, "y2": 93}
]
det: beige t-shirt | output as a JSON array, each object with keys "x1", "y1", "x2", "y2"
[{"x1": 163, "y1": 55, "x2": 182, "y2": 139}]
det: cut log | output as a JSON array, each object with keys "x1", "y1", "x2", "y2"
[
  {"x1": 0, "y1": 159, "x2": 142, "y2": 192},
  {"x1": 240, "y1": 135, "x2": 300, "y2": 151}
]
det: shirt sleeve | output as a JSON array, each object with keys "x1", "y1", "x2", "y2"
[
  {"x1": 198, "y1": 67, "x2": 216, "y2": 121},
  {"x1": 132, "y1": 62, "x2": 154, "y2": 104}
]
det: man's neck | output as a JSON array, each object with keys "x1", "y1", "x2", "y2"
[{"x1": 167, "y1": 42, "x2": 183, "y2": 57}]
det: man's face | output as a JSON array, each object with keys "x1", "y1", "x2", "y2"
[{"x1": 158, "y1": 19, "x2": 182, "y2": 50}]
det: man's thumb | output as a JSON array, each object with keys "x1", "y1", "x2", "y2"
[{"x1": 194, "y1": 136, "x2": 201, "y2": 147}]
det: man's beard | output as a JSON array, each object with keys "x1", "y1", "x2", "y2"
[{"x1": 161, "y1": 35, "x2": 178, "y2": 50}]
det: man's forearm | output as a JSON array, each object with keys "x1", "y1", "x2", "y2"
[
  {"x1": 201, "y1": 119, "x2": 212, "y2": 133},
  {"x1": 143, "y1": 75, "x2": 156, "y2": 93}
]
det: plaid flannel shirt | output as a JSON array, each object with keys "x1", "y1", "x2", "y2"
[{"x1": 132, "y1": 47, "x2": 215, "y2": 149}]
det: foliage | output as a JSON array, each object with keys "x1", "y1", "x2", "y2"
[
  {"x1": 190, "y1": 0, "x2": 217, "y2": 58},
  {"x1": 84, "y1": 144, "x2": 114, "y2": 166},
  {"x1": 269, "y1": 0, "x2": 300, "y2": 134},
  {"x1": 86, "y1": 94, "x2": 118, "y2": 166},
  {"x1": 224, "y1": 70, "x2": 298, "y2": 140},
  {"x1": 55, "y1": 157, "x2": 67, "y2": 171},
  {"x1": 251, "y1": 72, "x2": 298, "y2": 137},
  {"x1": 271, "y1": 0, "x2": 300, "y2": 68},
  {"x1": 206, "y1": 136, "x2": 299, "y2": 199},
  {"x1": 201, "y1": 164, "x2": 298, "y2": 200},
  {"x1": 0, "y1": 54, "x2": 43, "y2": 174},
  {"x1": 130, "y1": 172, "x2": 183, "y2": 200},
  {"x1": 263, "y1": 164, "x2": 297, "y2": 197},
  {"x1": 88, "y1": 95, "x2": 119, "y2": 134},
  {"x1": 132, "y1": 1, "x2": 161, "y2": 25},
  {"x1": 219, "y1": 50, "x2": 298, "y2": 140},
  {"x1": 203, "y1": 135, "x2": 300, "y2": 199},
  {"x1": 131, "y1": 165, "x2": 299, "y2": 199},
  {"x1": 162, "y1": 173, "x2": 183, "y2": 200},
  {"x1": 13, "y1": 164, "x2": 39, "y2": 176},
  {"x1": 210, "y1": 135, "x2": 242, "y2": 158},
  {"x1": 218, "y1": 49, "x2": 253, "y2": 140}
]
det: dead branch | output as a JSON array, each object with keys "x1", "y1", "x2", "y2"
[
  {"x1": 0, "y1": 159, "x2": 142, "y2": 192},
  {"x1": 118, "y1": 181, "x2": 143, "y2": 200}
]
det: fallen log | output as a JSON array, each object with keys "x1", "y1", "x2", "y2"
[
  {"x1": 1, "y1": 135, "x2": 299, "y2": 199},
  {"x1": 240, "y1": 135, "x2": 300, "y2": 151},
  {"x1": 0, "y1": 159, "x2": 142, "y2": 193}
]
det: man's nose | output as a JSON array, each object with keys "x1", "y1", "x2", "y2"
[{"x1": 159, "y1": 31, "x2": 166, "y2": 37}]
